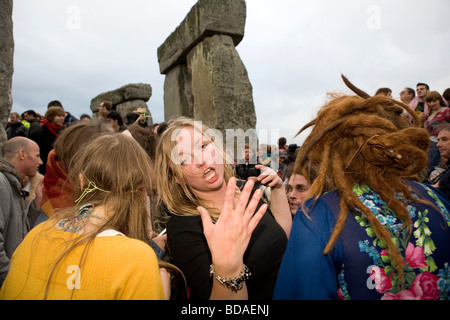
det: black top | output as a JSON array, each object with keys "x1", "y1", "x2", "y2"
[
  {"x1": 166, "y1": 183, "x2": 288, "y2": 300},
  {"x1": 235, "y1": 162, "x2": 260, "y2": 180},
  {"x1": 35, "y1": 124, "x2": 61, "y2": 175},
  {"x1": 6, "y1": 122, "x2": 28, "y2": 140},
  {"x1": 438, "y1": 160, "x2": 450, "y2": 200}
]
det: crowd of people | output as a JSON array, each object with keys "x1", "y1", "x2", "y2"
[{"x1": 0, "y1": 78, "x2": 449, "y2": 300}]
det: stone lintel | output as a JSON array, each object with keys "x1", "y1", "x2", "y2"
[
  {"x1": 90, "y1": 83, "x2": 152, "y2": 112},
  {"x1": 157, "y1": 0, "x2": 246, "y2": 74}
]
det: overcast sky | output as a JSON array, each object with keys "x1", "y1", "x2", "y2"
[{"x1": 11, "y1": 0, "x2": 450, "y2": 145}]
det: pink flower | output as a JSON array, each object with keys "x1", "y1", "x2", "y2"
[
  {"x1": 409, "y1": 272, "x2": 440, "y2": 300},
  {"x1": 405, "y1": 243, "x2": 427, "y2": 269},
  {"x1": 381, "y1": 272, "x2": 439, "y2": 300},
  {"x1": 370, "y1": 266, "x2": 392, "y2": 293},
  {"x1": 381, "y1": 243, "x2": 427, "y2": 268},
  {"x1": 337, "y1": 288, "x2": 345, "y2": 300}
]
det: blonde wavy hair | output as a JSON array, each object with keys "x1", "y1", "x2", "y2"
[{"x1": 155, "y1": 117, "x2": 234, "y2": 219}]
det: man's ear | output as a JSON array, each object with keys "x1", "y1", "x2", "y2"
[{"x1": 18, "y1": 149, "x2": 26, "y2": 160}]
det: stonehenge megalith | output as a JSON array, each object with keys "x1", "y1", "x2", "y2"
[
  {"x1": 0, "y1": 0, "x2": 14, "y2": 157},
  {"x1": 157, "y1": 0, "x2": 257, "y2": 153},
  {"x1": 90, "y1": 83, "x2": 153, "y2": 124}
]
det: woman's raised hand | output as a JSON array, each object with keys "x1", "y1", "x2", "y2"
[{"x1": 197, "y1": 177, "x2": 267, "y2": 277}]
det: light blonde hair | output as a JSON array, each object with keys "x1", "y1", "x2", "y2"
[
  {"x1": 53, "y1": 121, "x2": 114, "y2": 171},
  {"x1": 155, "y1": 117, "x2": 234, "y2": 219},
  {"x1": 66, "y1": 133, "x2": 153, "y2": 237}
]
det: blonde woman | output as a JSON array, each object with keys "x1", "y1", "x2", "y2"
[
  {"x1": 155, "y1": 118, "x2": 291, "y2": 300},
  {"x1": 0, "y1": 134, "x2": 165, "y2": 299}
]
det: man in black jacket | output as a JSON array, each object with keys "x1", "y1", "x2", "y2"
[
  {"x1": 6, "y1": 112, "x2": 28, "y2": 140},
  {"x1": 235, "y1": 143, "x2": 260, "y2": 180},
  {"x1": 23, "y1": 110, "x2": 41, "y2": 142}
]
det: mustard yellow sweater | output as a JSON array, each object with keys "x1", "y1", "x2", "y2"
[{"x1": 0, "y1": 221, "x2": 164, "y2": 300}]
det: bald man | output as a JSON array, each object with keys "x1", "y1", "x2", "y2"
[{"x1": 0, "y1": 137, "x2": 44, "y2": 286}]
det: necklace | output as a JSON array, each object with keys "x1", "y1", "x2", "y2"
[{"x1": 59, "y1": 203, "x2": 107, "y2": 233}]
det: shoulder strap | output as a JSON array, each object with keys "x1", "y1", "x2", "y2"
[{"x1": 97, "y1": 229, "x2": 125, "y2": 237}]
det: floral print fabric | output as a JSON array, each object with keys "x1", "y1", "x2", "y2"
[
  {"x1": 273, "y1": 181, "x2": 450, "y2": 300},
  {"x1": 339, "y1": 184, "x2": 450, "y2": 300}
]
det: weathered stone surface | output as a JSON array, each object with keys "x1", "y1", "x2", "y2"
[
  {"x1": 164, "y1": 64, "x2": 193, "y2": 120},
  {"x1": 187, "y1": 34, "x2": 256, "y2": 133},
  {"x1": 158, "y1": 0, "x2": 257, "y2": 161},
  {"x1": 157, "y1": 0, "x2": 246, "y2": 74},
  {"x1": 123, "y1": 84, "x2": 152, "y2": 101},
  {"x1": 0, "y1": 0, "x2": 14, "y2": 157},
  {"x1": 90, "y1": 83, "x2": 152, "y2": 112},
  {"x1": 116, "y1": 99, "x2": 153, "y2": 125}
]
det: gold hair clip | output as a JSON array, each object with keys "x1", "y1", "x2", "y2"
[{"x1": 75, "y1": 178, "x2": 111, "y2": 205}]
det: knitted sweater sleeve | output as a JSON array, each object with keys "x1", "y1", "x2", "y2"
[{"x1": 108, "y1": 238, "x2": 165, "y2": 300}]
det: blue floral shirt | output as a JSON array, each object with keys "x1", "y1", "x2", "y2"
[{"x1": 273, "y1": 181, "x2": 450, "y2": 300}]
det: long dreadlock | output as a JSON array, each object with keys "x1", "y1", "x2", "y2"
[{"x1": 295, "y1": 75, "x2": 430, "y2": 288}]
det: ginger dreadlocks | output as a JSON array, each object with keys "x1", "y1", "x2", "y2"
[{"x1": 295, "y1": 75, "x2": 430, "y2": 287}]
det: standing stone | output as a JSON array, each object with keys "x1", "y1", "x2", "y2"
[
  {"x1": 163, "y1": 64, "x2": 193, "y2": 121},
  {"x1": 0, "y1": 0, "x2": 14, "y2": 157},
  {"x1": 90, "y1": 83, "x2": 152, "y2": 122},
  {"x1": 116, "y1": 100, "x2": 153, "y2": 126},
  {"x1": 187, "y1": 34, "x2": 256, "y2": 132},
  {"x1": 157, "y1": 0, "x2": 257, "y2": 157}
]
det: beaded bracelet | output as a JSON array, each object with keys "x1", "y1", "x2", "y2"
[{"x1": 209, "y1": 264, "x2": 251, "y2": 292}]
